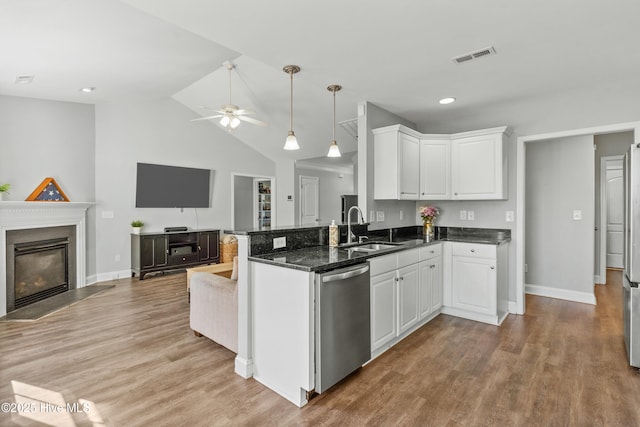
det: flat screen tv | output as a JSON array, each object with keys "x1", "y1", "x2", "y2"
[{"x1": 135, "y1": 163, "x2": 211, "y2": 208}]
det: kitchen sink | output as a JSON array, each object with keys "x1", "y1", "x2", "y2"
[{"x1": 341, "y1": 242, "x2": 402, "y2": 253}]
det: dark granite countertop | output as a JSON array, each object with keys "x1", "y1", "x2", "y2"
[{"x1": 249, "y1": 234, "x2": 510, "y2": 273}]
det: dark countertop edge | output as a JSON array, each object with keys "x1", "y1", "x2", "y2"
[
  {"x1": 248, "y1": 236, "x2": 514, "y2": 273},
  {"x1": 224, "y1": 223, "x2": 371, "y2": 236}
]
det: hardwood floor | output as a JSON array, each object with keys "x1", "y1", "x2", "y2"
[{"x1": 1, "y1": 269, "x2": 639, "y2": 426}]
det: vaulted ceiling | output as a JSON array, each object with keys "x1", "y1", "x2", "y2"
[{"x1": 2, "y1": 0, "x2": 639, "y2": 161}]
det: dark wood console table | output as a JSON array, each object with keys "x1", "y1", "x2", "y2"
[{"x1": 131, "y1": 229, "x2": 220, "y2": 280}]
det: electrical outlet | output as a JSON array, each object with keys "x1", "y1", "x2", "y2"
[
  {"x1": 467, "y1": 211, "x2": 475, "y2": 221},
  {"x1": 459, "y1": 210, "x2": 467, "y2": 220},
  {"x1": 399, "y1": 210, "x2": 404, "y2": 221},
  {"x1": 573, "y1": 210, "x2": 582, "y2": 220},
  {"x1": 101, "y1": 210, "x2": 114, "y2": 219},
  {"x1": 525, "y1": 264, "x2": 528, "y2": 273},
  {"x1": 115, "y1": 254, "x2": 120, "y2": 262},
  {"x1": 505, "y1": 211, "x2": 514, "y2": 222},
  {"x1": 376, "y1": 211, "x2": 385, "y2": 222},
  {"x1": 273, "y1": 236, "x2": 286, "y2": 249},
  {"x1": 369, "y1": 210, "x2": 375, "y2": 222}
]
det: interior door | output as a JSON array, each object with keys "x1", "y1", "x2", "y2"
[
  {"x1": 300, "y1": 176, "x2": 319, "y2": 225},
  {"x1": 606, "y1": 165, "x2": 624, "y2": 268}
]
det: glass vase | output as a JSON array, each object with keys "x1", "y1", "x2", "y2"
[{"x1": 423, "y1": 219, "x2": 435, "y2": 242}]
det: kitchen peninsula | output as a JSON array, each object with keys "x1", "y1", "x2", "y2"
[{"x1": 226, "y1": 224, "x2": 510, "y2": 407}]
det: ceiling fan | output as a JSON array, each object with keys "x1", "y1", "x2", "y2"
[{"x1": 191, "y1": 61, "x2": 267, "y2": 130}]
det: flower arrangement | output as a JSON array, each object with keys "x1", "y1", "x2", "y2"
[{"x1": 419, "y1": 206, "x2": 439, "y2": 223}]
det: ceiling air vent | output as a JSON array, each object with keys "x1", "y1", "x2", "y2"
[
  {"x1": 339, "y1": 118, "x2": 358, "y2": 141},
  {"x1": 452, "y1": 46, "x2": 496, "y2": 64}
]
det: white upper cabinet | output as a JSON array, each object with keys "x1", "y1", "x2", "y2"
[
  {"x1": 373, "y1": 125, "x2": 509, "y2": 201},
  {"x1": 373, "y1": 125, "x2": 420, "y2": 200},
  {"x1": 451, "y1": 127, "x2": 508, "y2": 200},
  {"x1": 420, "y1": 137, "x2": 451, "y2": 200}
]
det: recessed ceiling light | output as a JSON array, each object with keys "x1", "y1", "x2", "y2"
[
  {"x1": 439, "y1": 97, "x2": 456, "y2": 105},
  {"x1": 79, "y1": 87, "x2": 96, "y2": 93},
  {"x1": 15, "y1": 75, "x2": 34, "y2": 84}
]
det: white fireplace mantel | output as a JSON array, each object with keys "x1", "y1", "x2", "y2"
[{"x1": 0, "y1": 201, "x2": 94, "y2": 317}]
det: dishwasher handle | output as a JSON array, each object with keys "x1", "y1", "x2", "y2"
[{"x1": 322, "y1": 264, "x2": 369, "y2": 283}]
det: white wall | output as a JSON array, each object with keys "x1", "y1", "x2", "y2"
[
  {"x1": 294, "y1": 167, "x2": 354, "y2": 224},
  {"x1": 94, "y1": 98, "x2": 275, "y2": 279},
  {"x1": 525, "y1": 135, "x2": 595, "y2": 301},
  {"x1": 0, "y1": 95, "x2": 97, "y2": 276},
  {"x1": 275, "y1": 158, "x2": 295, "y2": 226}
]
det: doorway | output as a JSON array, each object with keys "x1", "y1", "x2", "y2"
[
  {"x1": 231, "y1": 173, "x2": 276, "y2": 230},
  {"x1": 599, "y1": 157, "x2": 624, "y2": 276},
  {"x1": 517, "y1": 124, "x2": 640, "y2": 315}
]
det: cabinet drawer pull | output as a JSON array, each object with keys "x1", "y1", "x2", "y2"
[
  {"x1": 490, "y1": 266, "x2": 495, "y2": 270},
  {"x1": 470, "y1": 249, "x2": 475, "y2": 253},
  {"x1": 182, "y1": 257, "x2": 186, "y2": 262}
]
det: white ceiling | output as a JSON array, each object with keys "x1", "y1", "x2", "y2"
[{"x1": 2, "y1": 0, "x2": 640, "y2": 161}]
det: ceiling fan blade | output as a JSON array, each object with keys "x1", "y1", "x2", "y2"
[
  {"x1": 234, "y1": 109, "x2": 255, "y2": 116},
  {"x1": 190, "y1": 114, "x2": 223, "y2": 122},
  {"x1": 198, "y1": 105, "x2": 226, "y2": 113},
  {"x1": 238, "y1": 115, "x2": 267, "y2": 126}
]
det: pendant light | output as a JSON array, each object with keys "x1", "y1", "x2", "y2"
[
  {"x1": 327, "y1": 84, "x2": 342, "y2": 157},
  {"x1": 283, "y1": 65, "x2": 301, "y2": 150}
]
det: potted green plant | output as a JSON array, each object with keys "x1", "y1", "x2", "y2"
[
  {"x1": 131, "y1": 220, "x2": 144, "y2": 234},
  {"x1": 0, "y1": 183, "x2": 10, "y2": 201}
]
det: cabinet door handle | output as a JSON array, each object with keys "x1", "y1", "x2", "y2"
[
  {"x1": 490, "y1": 266, "x2": 495, "y2": 270},
  {"x1": 182, "y1": 257, "x2": 186, "y2": 262},
  {"x1": 400, "y1": 276, "x2": 404, "y2": 281},
  {"x1": 430, "y1": 265, "x2": 435, "y2": 269},
  {"x1": 198, "y1": 246, "x2": 202, "y2": 251},
  {"x1": 471, "y1": 249, "x2": 475, "y2": 253},
  {"x1": 395, "y1": 277, "x2": 399, "y2": 282},
  {"x1": 166, "y1": 249, "x2": 169, "y2": 254}
]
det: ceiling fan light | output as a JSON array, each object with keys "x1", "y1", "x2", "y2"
[
  {"x1": 284, "y1": 131, "x2": 300, "y2": 150},
  {"x1": 230, "y1": 116, "x2": 240, "y2": 129},
  {"x1": 327, "y1": 140, "x2": 341, "y2": 157},
  {"x1": 220, "y1": 115, "x2": 231, "y2": 127}
]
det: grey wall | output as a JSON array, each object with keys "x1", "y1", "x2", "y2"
[
  {"x1": 94, "y1": 98, "x2": 275, "y2": 278},
  {"x1": 360, "y1": 102, "x2": 417, "y2": 229},
  {"x1": 294, "y1": 167, "x2": 355, "y2": 224},
  {"x1": 594, "y1": 132, "x2": 633, "y2": 275},
  {"x1": 234, "y1": 176, "x2": 255, "y2": 230},
  {"x1": 0, "y1": 95, "x2": 97, "y2": 277},
  {"x1": 525, "y1": 135, "x2": 595, "y2": 294}
]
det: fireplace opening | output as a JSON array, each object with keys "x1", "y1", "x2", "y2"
[
  {"x1": 6, "y1": 225, "x2": 76, "y2": 313},
  {"x1": 14, "y1": 238, "x2": 69, "y2": 309}
]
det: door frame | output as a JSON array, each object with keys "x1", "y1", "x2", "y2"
[
  {"x1": 597, "y1": 155, "x2": 625, "y2": 283},
  {"x1": 516, "y1": 121, "x2": 640, "y2": 315},
  {"x1": 299, "y1": 175, "x2": 319, "y2": 225}
]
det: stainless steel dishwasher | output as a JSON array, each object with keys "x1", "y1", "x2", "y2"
[{"x1": 315, "y1": 263, "x2": 370, "y2": 393}]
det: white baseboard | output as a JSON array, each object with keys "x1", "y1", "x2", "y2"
[
  {"x1": 234, "y1": 356, "x2": 253, "y2": 379},
  {"x1": 508, "y1": 301, "x2": 519, "y2": 314},
  {"x1": 93, "y1": 270, "x2": 132, "y2": 284},
  {"x1": 525, "y1": 283, "x2": 596, "y2": 305}
]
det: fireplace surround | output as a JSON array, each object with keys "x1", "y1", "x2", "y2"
[{"x1": 0, "y1": 202, "x2": 92, "y2": 317}]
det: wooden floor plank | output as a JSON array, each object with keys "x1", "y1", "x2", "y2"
[{"x1": 1, "y1": 269, "x2": 639, "y2": 426}]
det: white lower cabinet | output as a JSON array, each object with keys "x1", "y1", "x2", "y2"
[
  {"x1": 397, "y1": 264, "x2": 420, "y2": 334},
  {"x1": 370, "y1": 245, "x2": 442, "y2": 357},
  {"x1": 371, "y1": 270, "x2": 397, "y2": 350},
  {"x1": 442, "y1": 242, "x2": 509, "y2": 325},
  {"x1": 419, "y1": 248, "x2": 443, "y2": 319}
]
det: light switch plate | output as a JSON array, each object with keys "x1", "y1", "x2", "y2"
[
  {"x1": 376, "y1": 211, "x2": 385, "y2": 222},
  {"x1": 505, "y1": 211, "x2": 515, "y2": 222},
  {"x1": 399, "y1": 210, "x2": 404, "y2": 221},
  {"x1": 459, "y1": 210, "x2": 467, "y2": 220},
  {"x1": 273, "y1": 237, "x2": 286, "y2": 249},
  {"x1": 467, "y1": 211, "x2": 475, "y2": 221},
  {"x1": 101, "y1": 210, "x2": 114, "y2": 219},
  {"x1": 573, "y1": 210, "x2": 582, "y2": 220},
  {"x1": 369, "y1": 210, "x2": 375, "y2": 222}
]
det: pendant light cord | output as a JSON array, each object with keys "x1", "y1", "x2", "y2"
[
  {"x1": 289, "y1": 71, "x2": 294, "y2": 132},
  {"x1": 332, "y1": 89, "x2": 336, "y2": 141}
]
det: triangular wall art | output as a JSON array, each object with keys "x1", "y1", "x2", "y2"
[{"x1": 25, "y1": 177, "x2": 70, "y2": 202}]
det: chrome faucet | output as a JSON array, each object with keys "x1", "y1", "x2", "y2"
[{"x1": 347, "y1": 206, "x2": 365, "y2": 245}]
